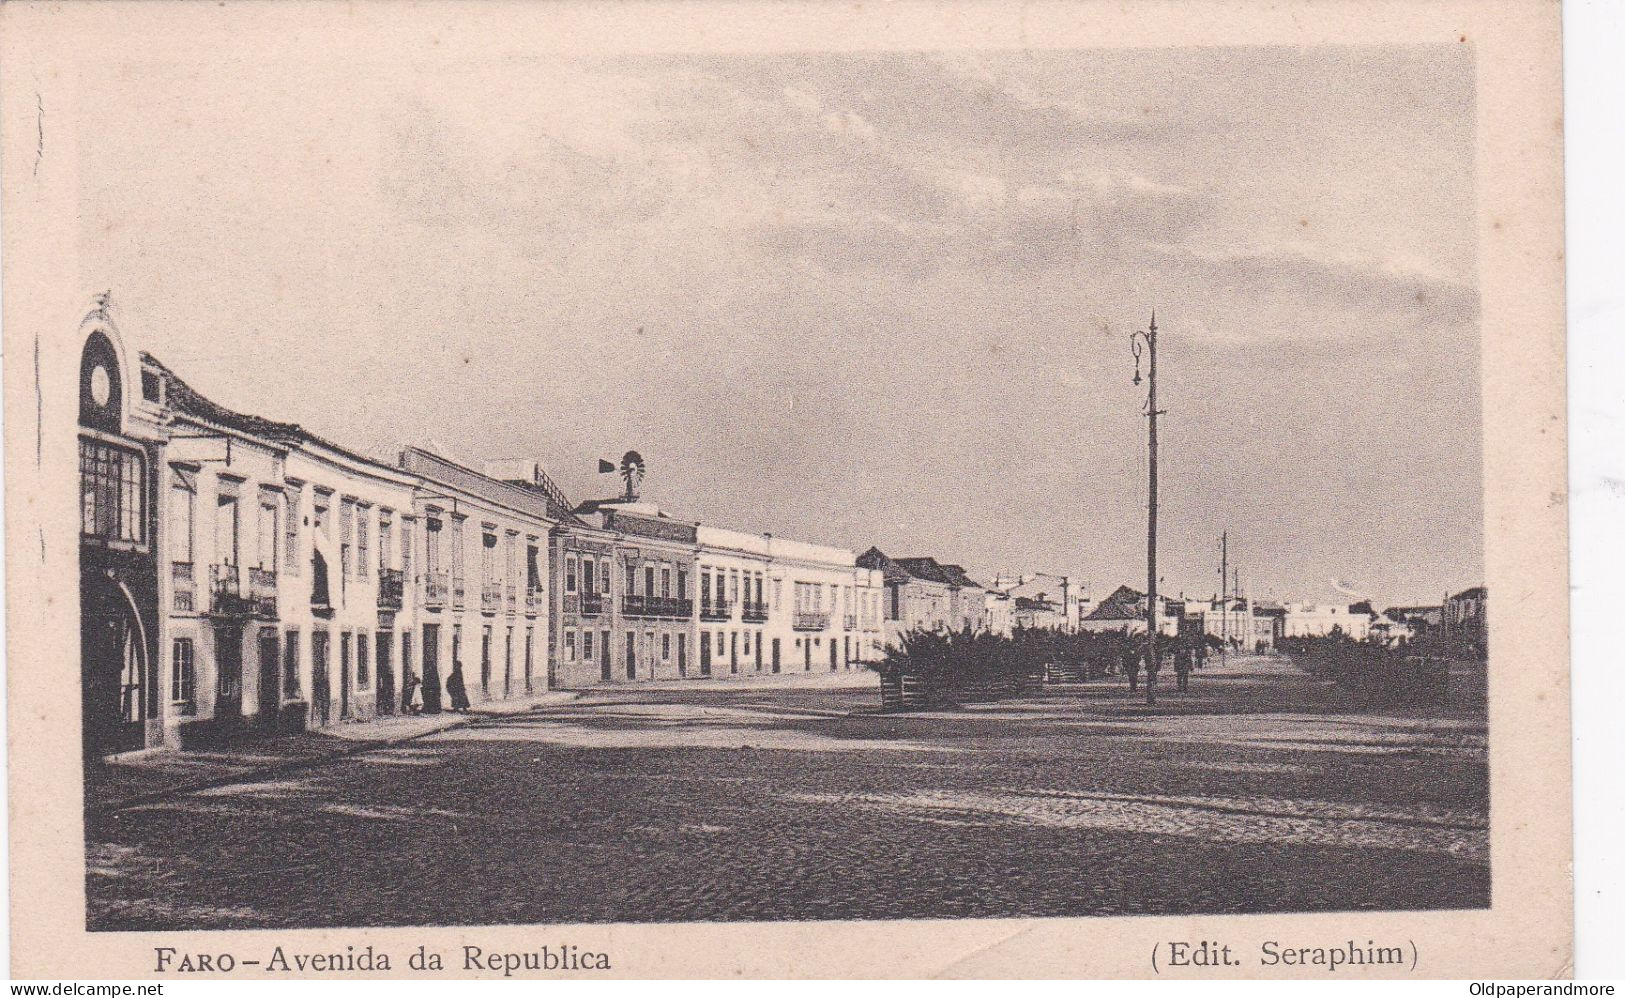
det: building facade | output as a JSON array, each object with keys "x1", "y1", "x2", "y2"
[
  {"x1": 399, "y1": 447, "x2": 554, "y2": 709},
  {"x1": 1079, "y1": 584, "x2": 1181, "y2": 636},
  {"x1": 1282, "y1": 602, "x2": 1373, "y2": 640},
  {"x1": 78, "y1": 304, "x2": 166, "y2": 759}
]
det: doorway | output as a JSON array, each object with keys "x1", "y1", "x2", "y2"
[
  {"x1": 215, "y1": 625, "x2": 244, "y2": 727},
  {"x1": 339, "y1": 632, "x2": 352, "y2": 720},
  {"x1": 772, "y1": 637, "x2": 781, "y2": 674},
  {"x1": 625, "y1": 632, "x2": 636, "y2": 680},
  {"x1": 421, "y1": 623, "x2": 442, "y2": 713},
  {"x1": 600, "y1": 629, "x2": 611, "y2": 683},
  {"x1": 257, "y1": 628, "x2": 280, "y2": 725},
  {"x1": 311, "y1": 629, "x2": 331, "y2": 726},
  {"x1": 376, "y1": 631, "x2": 395, "y2": 716}
]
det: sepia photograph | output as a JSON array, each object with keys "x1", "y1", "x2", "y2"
[{"x1": 2, "y1": 0, "x2": 1571, "y2": 980}]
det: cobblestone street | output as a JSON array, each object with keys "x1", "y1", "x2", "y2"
[{"x1": 86, "y1": 655, "x2": 1488, "y2": 930}]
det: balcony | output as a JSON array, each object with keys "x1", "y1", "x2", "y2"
[
  {"x1": 622, "y1": 594, "x2": 649, "y2": 618},
  {"x1": 424, "y1": 571, "x2": 449, "y2": 609},
  {"x1": 209, "y1": 564, "x2": 273, "y2": 619},
  {"x1": 793, "y1": 611, "x2": 830, "y2": 632},
  {"x1": 171, "y1": 561, "x2": 196, "y2": 612},
  {"x1": 700, "y1": 599, "x2": 731, "y2": 621},
  {"x1": 742, "y1": 601, "x2": 769, "y2": 623},
  {"x1": 525, "y1": 586, "x2": 542, "y2": 613},
  {"x1": 452, "y1": 576, "x2": 466, "y2": 610},
  {"x1": 581, "y1": 593, "x2": 606, "y2": 617},
  {"x1": 247, "y1": 567, "x2": 278, "y2": 618},
  {"x1": 481, "y1": 582, "x2": 502, "y2": 613},
  {"x1": 647, "y1": 596, "x2": 693, "y2": 619},
  {"x1": 505, "y1": 584, "x2": 517, "y2": 614},
  {"x1": 378, "y1": 568, "x2": 405, "y2": 609},
  {"x1": 844, "y1": 614, "x2": 857, "y2": 631}
]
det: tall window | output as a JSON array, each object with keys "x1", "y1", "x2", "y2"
[
  {"x1": 257, "y1": 490, "x2": 279, "y2": 571},
  {"x1": 701, "y1": 571, "x2": 711, "y2": 602},
  {"x1": 625, "y1": 562, "x2": 637, "y2": 594},
  {"x1": 313, "y1": 490, "x2": 331, "y2": 537},
  {"x1": 169, "y1": 471, "x2": 194, "y2": 564},
  {"x1": 644, "y1": 565, "x2": 655, "y2": 597},
  {"x1": 527, "y1": 544, "x2": 541, "y2": 591},
  {"x1": 661, "y1": 567, "x2": 672, "y2": 598},
  {"x1": 482, "y1": 530, "x2": 498, "y2": 583},
  {"x1": 425, "y1": 518, "x2": 441, "y2": 573},
  {"x1": 677, "y1": 569, "x2": 687, "y2": 600},
  {"x1": 283, "y1": 490, "x2": 300, "y2": 577},
  {"x1": 79, "y1": 438, "x2": 146, "y2": 544},
  {"x1": 401, "y1": 519, "x2": 414, "y2": 578},
  {"x1": 599, "y1": 559, "x2": 611, "y2": 594},
  {"x1": 339, "y1": 499, "x2": 354, "y2": 577},
  {"x1": 215, "y1": 494, "x2": 239, "y2": 566},
  {"x1": 451, "y1": 518, "x2": 466, "y2": 580},
  {"x1": 378, "y1": 512, "x2": 393, "y2": 572},
  {"x1": 356, "y1": 507, "x2": 370, "y2": 578},
  {"x1": 171, "y1": 638, "x2": 196, "y2": 712},
  {"x1": 580, "y1": 557, "x2": 594, "y2": 594},
  {"x1": 505, "y1": 534, "x2": 516, "y2": 587},
  {"x1": 582, "y1": 630, "x2": 594, "y2": 662},
  {"x1": 357, "y1": 631, "x2": 370, "y2": 687},
  {"x1": 566, "y1": 555, "x2": 578, "y2": 593}
]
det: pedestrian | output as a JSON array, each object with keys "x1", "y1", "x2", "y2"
[
  {"x1": 1195, "y1": 640, "x2": 1208, "y2": 671},
  {"x1": 1175, "y1": 640, "x2": 1193, "y2": 692},
  {"x1": 446, "y1": 659, "x2": 472, "y2": 713},
  {"x1": 1123, "y1": 641, "x2": 1141, "y2": 692},
  {"x1": 401, "y1": 667, "x2": 421, "y2": 715}
]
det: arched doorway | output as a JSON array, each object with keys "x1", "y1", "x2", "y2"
[{"x1": 81, "y1": 575, "x2": 154, "y2": 759}]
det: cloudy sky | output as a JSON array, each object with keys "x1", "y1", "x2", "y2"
[{"x1": 74, "y1": 43, "x2": 1480, "y2": 605}]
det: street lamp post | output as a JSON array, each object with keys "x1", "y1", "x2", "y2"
[{"x1": 1131, "y1": 312, "x2": 1164, "y2": 707}]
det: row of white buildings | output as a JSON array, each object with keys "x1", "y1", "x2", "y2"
[{"x1": 76, "y1": 304, "x2": 884, "y2": 760}]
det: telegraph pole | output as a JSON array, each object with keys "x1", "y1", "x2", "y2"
[
  {"x1": 1220, "y1": 531, "x2": 1228, "y2": 650},
  {"x1": 1131, "y1": 312, "x2": 1163, "y2": 707}
]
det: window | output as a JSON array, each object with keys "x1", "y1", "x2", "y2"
[
  {"x1": 625, "y1": 562, "x2": 637, "y2": 594},
  {"x1": 526, "y1": 544, "x2": 541, "y2": 591},
  {"x1": 283, "y1": 490, "x2": 300, "y2": 577},
  {"x1": 378, "y1": 512, "x2": 392, "y2": 573},
  {"x1": 566, "y1": 555, "x2": 578, "y2": 593},
  {"x1": 662, "y1": 633, "x2": 671, "y2": 661},
  {"x1": 677, "y1": 569, "x2": 687, "y2": 600},
  {"x1": 565, "y1": 630, "x2": 577, "y2": 661},
  {"x1": 171, "y1": 638, "x2": 196, "y2": 712},
  {"x1": 582, "y1": 630, "x2": 594, "y2": 662},
  {"x1": 581, "y1": 557, "x2": 594, "y2": 594},
  {"x1": 645, "y1": 565, "x2": 656, "y2": 597},
  {"x1": 283, "y1": 629, "x2": 300, "y2": 698},
  {"x1": 729, "y1": 571, "x2": 740, "y2": 605},
  {"x1": 425, "y1": 517, "x2": 441, "y2": 573},
  {"x1": 257, "y1": 490, "x2": 279, "y2": 571},
  {"x1": 482, "y1": 529, "x2": 498, "y2": 584},
  {"x1": 701, "y1": 571, "x2": 711, "y2": 602},
  {"x1": 451, "y1": 517, "x2": 465, "y2": 580},
  {"x1": 313, "y1": 490, "x2": 331, "y2": 538},
  {"x1": 402, "y1": 519, "x2": 414, "y2": 578},
  {"x1": 339, "y1": 498, "x2": 354, "y2": 576},
  {"x1": 79, "y1": 438, "x2": 146, "y2": 544},
  {"x1": 661, "y1": 567, "x2": 672, "y2": 598},
  {"x1": 169, "y1": 471, "x2": 194, "y2": 564},
  {"x1": 599, "y1": 559, "x2": 611, "y2": 594},
  {"x1": 215, "y1": 494, "x2": 240, "y2": 566},
  {"x1": 141, "y1": 369, "x2": 162, "y2": 403},
  {"x1": 773, "y1": 580, "x2": 783, "y2": 611},
  {"x1": 356, "y1": 506, "x2": 369, "y2": 578},
  {"x1": 357, "y1": 631, "x2": 370, "y2": 687}
]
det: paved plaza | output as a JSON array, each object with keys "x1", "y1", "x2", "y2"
[{"x1": 86, "y1": 655, "x2": 1488, "y2": 930}]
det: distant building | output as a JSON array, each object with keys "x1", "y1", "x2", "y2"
[
  {"x1": 1282, "y1": 602, "x2": 1373, "y2": 640},
  {"x1": 983, "y1": 589, "x2": 1014, "y2": 637},
  {"x1": 1079, "y1": 584, "x2": 1180, "y2": 636},
  {"x1": 1444, "y1": 586, "x2": 1488, "y2": 658},
  {"x1": 858, "y1": 548, "x2": 990, "y2": 644},
  {"x1": 993, "y1": 573, "x2": 1089, "y2": 631}
]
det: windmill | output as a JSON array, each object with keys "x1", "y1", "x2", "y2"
[{"x1": 598, "y1": 450, "x2": 646, "y2": 501}]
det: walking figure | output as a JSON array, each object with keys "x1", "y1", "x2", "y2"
[
  {"x1": 1174, "y1": 640, "x2": 1193, "y2": 692},
  {"x1": 445, "y1": 659, "x2": 472, "y2": 713},
  {"x1": 1123, "y1": 642, "x2": 1141, "y2": 692},
  {"x1": 403, "y1": 667, "x2": 424, "y2": 715}
]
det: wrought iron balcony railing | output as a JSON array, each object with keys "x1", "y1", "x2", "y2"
[
  {"x1": 247, "y1": 567, "x2": 278, "y2": 618},
  {"x1": 377, "y1": 567, "x2": 405, "y2": 609},
  {"x1": 844, "y1": 614, "x2": 857, "y2": 631},
  {"x1": 700, "y1": 599, "x2": 731, "y2": 621},
  {"x1": 581, "y1": 592, "x2": 606, "y2": 617},
  {"x1": 742, "y1": 601, "x2": 769, "y2": 622},
  {"x1": 505, "y1": 584, "x2": 517, "y2": 613},
  {"x1": 525, "y1": 586, "x2": 542, "y2": 612},
  {"x1": 792, "y1": 611, "x2": 830, "y2": 632},
  {"x1": 621, "y1": 594, "x2": 649, "y2": 618},
  {"x1": 209, "y1": 563, "x2": 271, "y2": 618},
  {"x1": 482, "y1": 582, "x2": 503, "y2": 612},
  {"x1": 452, "y1": 576, "x2": 466, "y2": 610}
]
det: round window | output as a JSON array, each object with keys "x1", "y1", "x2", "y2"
[{"x1": 90, "y1": 365, "x2": 112, "y2": 407}]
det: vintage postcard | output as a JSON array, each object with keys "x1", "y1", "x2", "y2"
[{"x1": 2, "y1": 0, "x2": 1568, "y2": 980}]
